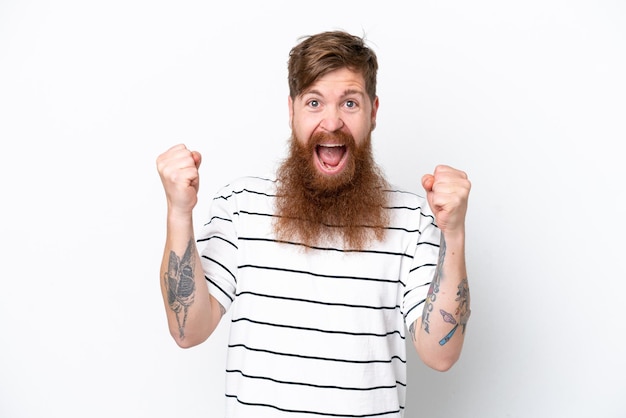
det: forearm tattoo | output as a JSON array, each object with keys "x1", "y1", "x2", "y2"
[
  {"x1": 420, "y1": 236, "x2": 446, "y2": 336},
  {"x1": 164, "y1": 239, "x2": 196, "y2": 339},
  {"x1": 411, "y1": 236, "x2": 472, "y2": 346},
  {"x1": 438, "y1": 278, "x2": 471, "y2": 346}
]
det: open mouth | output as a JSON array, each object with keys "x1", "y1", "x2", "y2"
[{"x1": 315, "y1": 144, "x2": 347, "y2": 174}]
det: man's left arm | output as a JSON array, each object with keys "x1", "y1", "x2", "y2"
[{"x1": 410, "y1": 165, "x2": 472, "y2": 371}]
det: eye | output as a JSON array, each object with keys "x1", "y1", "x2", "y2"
[
  {"x1": 345, "y1": 100, "x2": 357, "y2": 109},
  {"x1": 308, "y1": 99, "x2": 320, "y2": 108}
]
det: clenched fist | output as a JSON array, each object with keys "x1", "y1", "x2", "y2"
[
  {"x1": 156, "y1": 144, "x2": 202, "y2": 217},
  {"x1": 421, "y1": 165, "x2": 471, "y2": 236}
]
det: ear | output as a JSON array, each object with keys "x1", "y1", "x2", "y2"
[
  {"x1": 371, "y1": 96, "x2": 379, "y2": 131},
  {"x1": 288, "y1": 95, "x2": 294, "y2": 130}
]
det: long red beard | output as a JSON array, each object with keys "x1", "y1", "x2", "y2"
[{"x1": 273, "y1": 130, "x2": 389, "y2": 250}]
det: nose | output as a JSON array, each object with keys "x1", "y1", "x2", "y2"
[{"x1": 319, "y1": 108, "x2": 344, "y2": 132}]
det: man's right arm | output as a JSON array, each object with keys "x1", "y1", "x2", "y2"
[{"x1": 157, "y1": 144, "x2": 224, "y2": 348}]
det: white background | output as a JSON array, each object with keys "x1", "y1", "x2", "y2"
[{"x1": 1, "y1": 1, "x2": 625, "y2": 417}]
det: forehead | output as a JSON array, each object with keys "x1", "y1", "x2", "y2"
[{"x1": 300, "y1": 68, "x2": 367, "y2": 97}]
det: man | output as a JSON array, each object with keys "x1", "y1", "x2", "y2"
[{"x1": 157, "y1": 30, "x2": 471, "y2": 417}]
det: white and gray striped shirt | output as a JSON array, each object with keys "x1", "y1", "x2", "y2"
[{"x1": 198, "y1": 175, "x2": 441, "y2": 418}]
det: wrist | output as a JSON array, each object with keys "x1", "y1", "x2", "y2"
[
  {"x1": 441, "y1": 229, "x2": 465, "y2": 255},
  {"x1": 167, "y1": 207, "x2": 194, "y2": 228},
  {"x1": 441, "y1": 228, "x2": 465, "y2": 244}
]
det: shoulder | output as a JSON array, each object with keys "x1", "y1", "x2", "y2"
[
  {"x1": 384, "y1": 184, "x2": 436, "y2": 227},
  {"x1": 214, "y1": 175, "x2": 277, "y2": 198},
  {"x1": 384, "y1": 184, "x2": 428, "y2": 211}
]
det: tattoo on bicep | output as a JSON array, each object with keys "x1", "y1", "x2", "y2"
[
  {"x1": 421, "y1": 236, "x2": 446, "y2": 334},
  {"x1": 164, "y1": 239, "x2": 196, "y2": 339}
]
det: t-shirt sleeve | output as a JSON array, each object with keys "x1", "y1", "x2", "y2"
[
  {"x1": 402, "y1": 207, "x2": 441, "y2": 328},
  {"x1": 196, "y1": 185, "x2": 239, "y2": 312}
]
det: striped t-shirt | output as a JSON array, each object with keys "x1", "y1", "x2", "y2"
[{"x1": 198, "y1": 175, "x2": 441, "y2": 418}]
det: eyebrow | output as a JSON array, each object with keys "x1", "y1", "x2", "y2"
[{"x1": 341, "y1": 89, "x2": 365, "y2": 98}]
